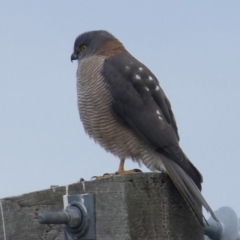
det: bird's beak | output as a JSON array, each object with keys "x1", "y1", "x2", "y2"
[{"x1": 71, "y1": 52, "x2": 78, "y2": 62}]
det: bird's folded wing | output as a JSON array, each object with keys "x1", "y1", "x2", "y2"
[
  {"x1": 102, "y1": 55, "x2": 199, "y2": 183},
  {"x1": 102, "y1": 56, "x2": 219, "y2": 224}
]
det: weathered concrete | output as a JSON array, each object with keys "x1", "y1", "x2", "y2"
[{"x1": 0, "y1": 172, "x2": 203, "y2": 240}]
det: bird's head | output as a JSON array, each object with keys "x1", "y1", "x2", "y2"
[{"x1": 71, "y1": 30, "x2": 126, "y2": 62}]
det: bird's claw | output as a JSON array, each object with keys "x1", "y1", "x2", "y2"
[{"x1": 91, "y1": 168, "x2": 142, "y2": 180}]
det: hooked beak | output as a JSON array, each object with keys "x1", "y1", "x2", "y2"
[{"x1": 71, "y1": 52, "x2": 78, "y2": 62}]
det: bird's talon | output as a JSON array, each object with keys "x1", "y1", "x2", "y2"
[{"x1": 133, "y1": 169, "x2": 142, "y2": 172}]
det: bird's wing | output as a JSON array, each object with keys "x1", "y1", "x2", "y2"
[
  {"x1": 102, "y1": 54, "x2": 198, "y2": 181},
  {"x1": 102, "y1": 54, "x2": 218, "y2": 225}
]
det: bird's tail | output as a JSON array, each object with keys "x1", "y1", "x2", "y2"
[{"x1": 161, "y1": 157, "x2": 218, "y2": 225}]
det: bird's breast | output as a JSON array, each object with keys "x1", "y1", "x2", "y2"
[
  {"x1": 76, "y1": 56, "x2": 143, "y2": 160},
  {"x1": 76, "y1": 56, "x2": 166, "y2": 172},
  {"x1": 77, "y1": 56, "x2": 112, "y2": 138}
]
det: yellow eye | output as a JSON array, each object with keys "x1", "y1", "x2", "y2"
[{"x1": 80, "y1": 45, "x2": 87, "y2": 51}]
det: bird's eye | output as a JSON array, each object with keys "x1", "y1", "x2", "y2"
[{"x1": 80, "y1": 45, "x2": 87, "y2": 51}]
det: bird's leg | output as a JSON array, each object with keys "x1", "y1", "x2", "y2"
[
  {"x1": 92, "y1": 159, "x2": 142, "y2": 180},
  {"x1": 116, "y1": 159, "x2": 142, "y2": 174},
  {"x1": 117, "y1": 158, "x2": 125, "y2": 173}
]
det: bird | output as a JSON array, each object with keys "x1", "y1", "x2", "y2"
[{"x1": 71, "y1": 30, "x2": 218, "y2": 225}]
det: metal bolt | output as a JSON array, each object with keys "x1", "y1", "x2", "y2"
[
  {"x1": 38, "y1": 205, "x2": 82, "y2": 228},
  {"x1": 38, "y1": 211, "x2": 70, "y2": 225},
  {"x1": 38, "y1": 194, "x2": 95, "y2": 239},
  {"x1": 204, "y1": 206, "x2": 239, "y2": 240},
  {"x1": 204, "y1": 221, "x2": 222, "y2": 240}
]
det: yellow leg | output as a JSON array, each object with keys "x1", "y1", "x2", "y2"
[
  {"x1": 117, "y1": 159, "x2": 141, "y2": 174},
  {"x1": 92, "y1": 158, "x2": 142, "y2": 180},
  {"x1": 118, "y1": 158, "x2": 125, "y2": 173}
]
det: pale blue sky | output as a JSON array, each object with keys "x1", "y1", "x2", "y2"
[{"x1": 0, "y1": 1, "x2": 240, "y2": 219}]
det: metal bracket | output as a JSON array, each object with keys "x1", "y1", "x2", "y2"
[
  {"x1": 38, "y1": 193, "x2": 95, "y2": 240},
  {"x1": 204, "y1": 206, "x2": 239, "y2": 240}
]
